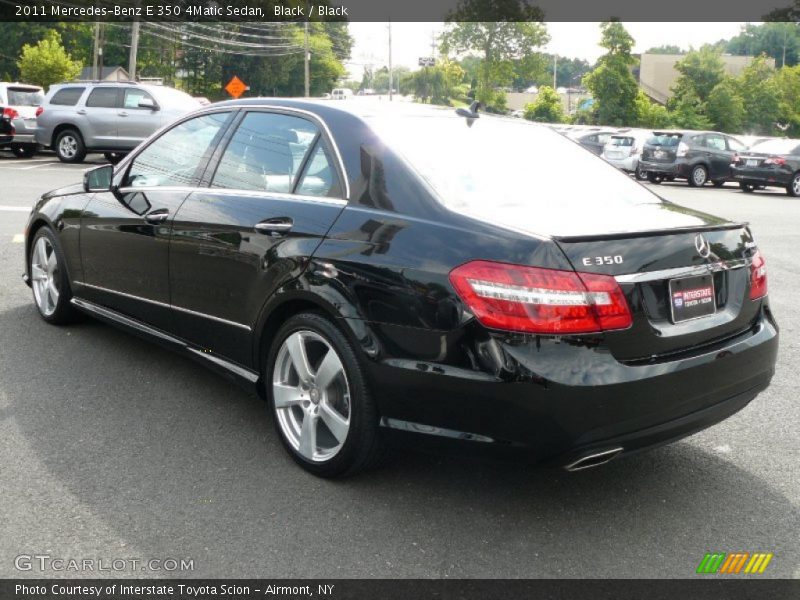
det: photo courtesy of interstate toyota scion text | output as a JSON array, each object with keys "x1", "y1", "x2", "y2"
[{"x1": 22, "y1": 99, "x2": 778, "y2": 477}]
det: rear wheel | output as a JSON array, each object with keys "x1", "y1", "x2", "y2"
[
  {"x1": 634, "y1": 164, "x2": 648, "y2": 181},
  {"x1": 787, "y1": 173, "x2": 800, "y2": 197},
  {"x1": 266, "y1": 312, "x2": 383, "y2": 477},
  {"x1": 55, "y1": 129, "x2": 86, "y2": 163},
  {"x1": 11, "y1": 143, "x2": 36, "y2": 158},
  {"x1": 647, "y1": 172, "x2": 663, "y2": 184},
  {"x1": 689, "y1": 165, "x2": 708, "y2": 187},
  {"x1": 28, "y1": 227, "x2": 78, "y2": 324},
  {"x1": 739, "y1": 182, "x2": 756, "y2": 193}
]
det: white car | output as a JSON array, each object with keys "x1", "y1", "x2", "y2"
[
  {"x1": 602, "y1": 130, "x2": 653, "y2": 180},
  {"x1": 0, "y1": 82, "x2": 44, "y2": 158},
  {"x1": 331, "y1": 88, "x2": 353, "y2": 100}
]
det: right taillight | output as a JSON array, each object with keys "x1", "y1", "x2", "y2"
[
  {"x1": 449, "y1": 260, "x2": 632, "y2": 334},
  {"x1": 749, "y1": 250, "x2": 767, "y2": 300},
  {"x1": 676, "y1": 141, "x2": 689, "y2": 157}
]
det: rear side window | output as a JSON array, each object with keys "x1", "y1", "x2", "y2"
[
  {"x1": 647, "y1": 133, "x2": 681, "y2": 147},
  {"x1": 50, "y1": 87, "x2": 85, "y2": 106},
  {"x1": 295, "y1": 142, "x2": 342, "y2": 198},
  {"x1": 704, "y1": 134, "x2": 726, "y2": 151},
  {"x1": 211, "y1": 112, "x2": 318, "y2": 193},
  {"x1": 610, "y1": 136, "x2": 634, "y2": 147},
  {"x1": 7, "y1": 87, "x2": 44, "y2": 106},
  {"x1": 86, "y1": 88, "x2": 120, "y2": 108},
  {"x1": 726, "y1": 137, "x2": 746, "y2": 152}
]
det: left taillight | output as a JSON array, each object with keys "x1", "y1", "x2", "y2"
[
  {"x1": 2, "y1": 107, "x2": 19, "y2": 120},
  {"x1": 749, "y1": 250, "x2": 768, "y2": 300},
  {"x1": 449, "y1": 260, "x2": 632, "y2": 335},
  {"x1": 35, "y1": 106, "x2": 44, "y2": 117},
  {"x1": 764, "y1": 156, "x2": 786, "y2": 166}
]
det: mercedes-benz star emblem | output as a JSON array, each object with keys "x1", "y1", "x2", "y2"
[{"x1": 695, "y1": 233, "x2": 711, "y2": 258}]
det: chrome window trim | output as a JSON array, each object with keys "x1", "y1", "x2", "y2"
[
  {"x1": 115, "y1": 186, "x2": 347, "y2": 207},
  {"x1": 74, "y1": 281, "x2": 252, "y2": 331},
  {"x1": 615, "y1": 258, "x2": 750, "y2": 284}
]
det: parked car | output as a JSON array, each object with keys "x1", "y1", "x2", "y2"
[
  {"x1": 331, "y1": 88, "x2": 352, "y2": 100},
  {"x1": 0, "y1": 82, "x2": 44, "y2": 158},
  {"x1": 22, "y1": 100, "x2": 777, "y2": 477},
  {"x1": 571, "y1": 129, "x2": 616, "y2": 155},
  {"x1": 602, "y1": 130, "x2": 652, "y2": 180},
  {"x1": 731, "y1": 137, "x2": 800, "y2": 196},
  {"x1": 639, "y1": 130, "x2": 747, "y2": 187},
  {"x1": 36, "y1": 81, "x2": 201, "y2": 163},
  {"x1": 0, "y1": 109, "x2": 14, "y2": 145}
]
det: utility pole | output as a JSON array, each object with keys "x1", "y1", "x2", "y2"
[
  {"x1": 304, "y1": 20, "x2": 310, "y2": 97},
  {"x1": 129, "y1": 17, "x2": 141, "y2": 80},
  {"x1": 92, "y1": 22, "x2": 101, "y2": 80},
  {"x1": 388, "y1": 21, "x2": 393, "y2": 101}
]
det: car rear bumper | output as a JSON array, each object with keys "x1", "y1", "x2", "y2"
[
  {"x1": 605, "y1": 155, "x2": 637, "y2": 171},
  {"x1": 732, "y1": 168, "x2": 790, "y2": 187},
  {"x1": 367, "y1": 306, "x2": 778, "y2": 466},
  {"x1": 639, "y1": 160, "x2": 689, "y2": 177}
]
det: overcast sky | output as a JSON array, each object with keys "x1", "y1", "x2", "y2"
[{"x1": 345, "y1": 22, "x2": 751, "y2": 79}]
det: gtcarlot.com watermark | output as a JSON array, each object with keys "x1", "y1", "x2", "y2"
[{"x1": 14, "y1": 554, "x2": 194, "y2": 573}]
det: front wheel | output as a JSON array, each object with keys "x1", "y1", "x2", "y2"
[
  {"x1": 739, "y1": 182, "x2": 756, "y2": 193},
  {"x1": 787, "y1": 173, "x2": 800, "y2": 197},
  {"x1": 266, "y1": 312, "x2": 383, "y2": 477},
  {"x1": 689, "y1": 165, "x2": 708, "y2": 187},
  {"x1": 28, "y1": 227, "x2": 78, "y2": 324}
]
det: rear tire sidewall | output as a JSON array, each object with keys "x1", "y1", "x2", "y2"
[
  {"x1": 55, "y1": 129, "x2": 86, "y2": 163},
  {"x1": 740, "y1": 182, "x2": 756, "y2": 193},
  {"x1": 787, "y1": 173, "x2": 800, "y2": 197},
  {"x1": 689, "y1": 165, "x2": 708, "y2": 187},
  {"x1": 11, "y1": 143, "x2": 36, "y2": 158},
  {"x1": 265, "y1": 312, "x2": 381, "y2": 478},
  {"x1": 29, "y1": 227, "x2": 76, "y2": 324},
  {"x1": 634, "y1": 164, "x2": 648, "y2": 181},
  {"x1": 647, "y1": 173, "x2": 663, "y2": 184}
]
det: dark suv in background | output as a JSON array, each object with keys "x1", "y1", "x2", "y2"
[{"x1": 639, "y1": 131, "x2": 747, "y2": 187}]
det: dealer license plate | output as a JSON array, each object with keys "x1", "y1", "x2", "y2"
[{"x1": 669, "y1": 274, "x2": 716, "y2": 323}]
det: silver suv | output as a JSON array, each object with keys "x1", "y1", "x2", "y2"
[
  {"x1": 0, "y1": 82, "x2": 44, "y2": 158},
  {"x1": 36, "y1": 81, "x2": 200, "y2": 163}
]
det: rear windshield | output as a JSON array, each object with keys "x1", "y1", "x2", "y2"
[
  {"x1": 749, "y1": 139, "x2": 800, "y2": 155},
  {"x1": 7, "y1": 87, "x2": 44, "y2": 106},
  {"x1": 609, "y1": 136, "x2": 634, "y2": 146},
  {"x1": 646, "y1": 133, "x2": 682, "y2": 147},
  {"x1": 369, "y1": 114, "x2": 663, "y2": 222},
  {"x1": 50, "y1": 87, "x2": 85, "y2": 106}
]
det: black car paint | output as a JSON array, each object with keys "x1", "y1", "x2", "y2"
[
  {"x1": 732, "y1": 149, "x2": 800, "y2": 191},
  {"x1": 639, "y1": 131, "x2": 742, "y2": 183},
  {"x1": 0, "y1": 111, "x2": 13, "y2": 145},
  {"x1": 23, "y1": 100, "x2": 778, "y2": 467}
]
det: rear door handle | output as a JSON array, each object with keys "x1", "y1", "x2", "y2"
[
  {"x1": 254, "y1": 218, "x2": 293, "y2": 236},
  {"x1": 144, "y1": 208, "x2": 170, "y2": 224}
]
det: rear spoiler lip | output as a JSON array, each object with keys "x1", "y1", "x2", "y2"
[{"x1": 551, "y1": 222, "x2": 747, "y2": 244}]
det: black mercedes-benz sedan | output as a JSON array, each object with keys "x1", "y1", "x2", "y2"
[
  {"x1": 731, "y1": 138, "x2": 800, "y2": 196},
  {"x1": 22, "y1": 99, "x2": 778, "y2": 477}
]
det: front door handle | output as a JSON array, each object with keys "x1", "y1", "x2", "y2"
[
  {"x1": 76, "y1": 109, "x2": 87, "y2": 115},
  {"x1": 255, "y1": 218, "x2": 293, "y2": 236},
  {"x1": 144, "y1": 208, "x2": 170, "y2": 224}
]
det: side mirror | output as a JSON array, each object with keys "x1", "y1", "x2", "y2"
[
  {"x1": 138, "y1": 97, "x2": 159, "y2": 111},
  {"x1": 84, "y1": 164, "x2": 114, "y2": 193}
]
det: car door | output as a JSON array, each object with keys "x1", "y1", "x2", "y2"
[
  {"x1": 116, "y1": 88, "x2": 160, "y2": 148},
  {"x1": 79, "y1": 110, "x2": 234, "y2": 332},
  {"x1": 703, "y1": 133, "x2": 731, "y2": 180},
  {"x1": 82, "y1": 87, "x2": 123, "y2": 149},
  {"x1": 168, "y1": 109, "x2": 348, "y2": 366}
]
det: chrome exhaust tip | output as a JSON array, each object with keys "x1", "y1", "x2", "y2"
[{"x1": 564, "y1": 447, "x2": 624, "y2": 472}]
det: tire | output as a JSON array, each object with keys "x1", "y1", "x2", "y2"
[
  {"x1": 712, "y1": 180, "x2": 725, "y2": 188},
  {"x1": 55, "y1": 129, "x2": 86, "y2": 163},
  {"x1": 11, "y1": 143, "x2": 36, "y2": 158},
  {"x1": 28, "y1": 227, "x2": 78, "y2": 324},
  {"x1": 265, "y1": 312, "x2": 383, "y2": 478},
  {"x1": 104, "y1": 152, "x2": 126, "y2": 164},
  {"x1": 739, "y1": 182, "x2": 756, "y2": 193},
  {"x1": 689, "y1": 164, "x2": 708, "y2": 187},
  {"x1": 787, "y1": 172, "x2": 800, "y2": 197},
  {"x1": 647, "y1": 172, "x2": 663, "y2": 184},
  {"x1": 634, "y1": 164, "x2": 648, "y2": 181}
]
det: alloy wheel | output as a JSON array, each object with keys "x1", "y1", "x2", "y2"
[
  {"x1": 272, "y1": 330, "x2": 351, "y2": 462},
  {"x1": 692, "y1": 166, "x2": 707, "y2": 186},
  {"x1": 793, "y1": 175, "x2": 800, "y2": 196},
  {"x1": 30, "y1": 236, "x2": 60, "y2": 317},
  {"x1": 58, "y1": 135, "x2": 78, "y2": 159}
]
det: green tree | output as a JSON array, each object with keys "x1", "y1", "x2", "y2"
[
  {"x1": 727, "y1": 22, "x2": 800, "y2": 67},
  {"x1": 17, "y1": 30, "x2": 81, "y2": 87},
  {"x1": 774, "y1": 64, "x2": 800, "y2": 136},
  {"x1": 645, "y1": 45, "x2": 684, "y2": 55},
  {"x1": 738, "y1": 55, "x2": 780, "y2": 134},
  {"x1": 440, "y1": 0, "x2": 548, "y2": 110},
  {"x1": 669, "y1": 89, "x2": 712, "y2": 130},
  {"x1": 582, "y1": 21, "x2": 638, "y2": 126},
  {"x1": 706, "y1": 78, "x2": 745, "y2": 133},
  {"x1": 410, "y1": 60, "x2": 467, "y2": 105},
  {"x1": 634, "y1": 90, "x2": 670, "y2": 128},
  {"x1": 670, "y1": 46, "x2": 725, "y2": 105},
  {"x1": 523, "y1": 85, "x2": 564, "y2": 122}
]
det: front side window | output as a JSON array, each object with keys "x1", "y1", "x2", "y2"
[
  {"x1": 50, "y1": 87, "x2": 85, "y2": 106},
  {"x1": 124, "y1": 88, "x2": 154, "y2": 109},
  {"x1": 123, "y1": 112, "x2": 231, "y2": 188},
  {"x1": 211, "y1": 112, "x2": 317, "y2": 193},
  {"x1": 86, "y1": 88, "x2": 120, "y2": 108}
]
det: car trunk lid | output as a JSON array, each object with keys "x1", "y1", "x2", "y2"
[
  {"x1": 641, "y1": 132, "x2": 683, "y2": 164},
  {"x1": 554, "y1": 224, "x2": 761, "y2": 362}
]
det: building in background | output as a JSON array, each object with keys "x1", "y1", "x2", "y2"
[{"x1": 77, "y1": 66, "x2": 130, "y2": 82}]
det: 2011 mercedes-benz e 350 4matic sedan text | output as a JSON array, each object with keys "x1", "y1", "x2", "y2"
[{"x1": 22, "y1": 99, "x2": 778, "y2": 477}]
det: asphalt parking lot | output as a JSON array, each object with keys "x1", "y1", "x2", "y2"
[{"x1": 0, "y1": 153, "x2": 798, "y2": 579}]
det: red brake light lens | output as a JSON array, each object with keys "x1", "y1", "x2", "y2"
[
  {"x1": 2, "y1": 107, "x2": 19, "y2": 120},
  {"x1": 749, "y1": 250, "x2": 767, "y2": 300},
  {"x1": 764, "y1": 156, "x2": 786, "y2": 166},
  {"x1": 35, "y1": 106, "x2": 43, "y2": 117},
  {"x1": 449, "y1": 260, "x2": 632, "y2": 334}
]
